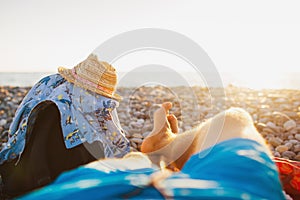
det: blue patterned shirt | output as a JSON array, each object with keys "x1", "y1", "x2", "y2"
[{"x1": 0, "y1": 74, "x2": 130, "y2": 164}]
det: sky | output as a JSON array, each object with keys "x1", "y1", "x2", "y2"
[{"x1": 0, "y1": 0, "x2": 300, "y2": 76}]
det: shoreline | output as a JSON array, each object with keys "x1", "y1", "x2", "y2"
[
  {"x1": 1, "y1": 85, "x2": 300, "y2": 160},
  {"x1": 2, "y1": 71, "x2": 300, "y2": 90}
]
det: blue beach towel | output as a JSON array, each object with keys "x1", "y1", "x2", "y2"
[{"x1": 19, "y1": 138, "x2": 285, "y2": 200}]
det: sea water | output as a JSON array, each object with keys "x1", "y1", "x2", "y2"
[{"x1": 0, "y1": 71, "x2": 299, "y2": 89}]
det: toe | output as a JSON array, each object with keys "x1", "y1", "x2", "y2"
[
  {"x1": 168, "y1": 114, "x2": 179, "y2": 134},
  {"x1": 162, "y1": 102, "x2": 172, "y2": 113}
]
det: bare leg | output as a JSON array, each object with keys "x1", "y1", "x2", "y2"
[{"x1": 141, "y1": 102, "x2": 270, "y2": 170}]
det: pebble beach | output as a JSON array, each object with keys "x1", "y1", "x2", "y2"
[{"x1": 1, "y1": 85, "x2": 300, "y2": 160}]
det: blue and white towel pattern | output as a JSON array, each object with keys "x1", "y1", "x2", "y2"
[{"x1": 20, "y1": 138, "x2": 285, "y2": 200}]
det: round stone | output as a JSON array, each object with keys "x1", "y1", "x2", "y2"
[
  {"x1": 275, "y1": 145, "x2": 289, "y2": 153},
  {"x1": 284, "y1": 120, "x2": 297, "y2": 131}
]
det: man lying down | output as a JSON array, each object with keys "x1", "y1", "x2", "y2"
[{"x1": 20, "y1": 102, "x2": 285, "y2": 200}]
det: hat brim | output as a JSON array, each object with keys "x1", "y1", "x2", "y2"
[{"x1": 58, "y1": 66, "x2": 122, "y2": 101}]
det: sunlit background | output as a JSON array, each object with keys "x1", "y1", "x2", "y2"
[{"x1": 0, "y1": 0, "x2": 300, "y2": 89}]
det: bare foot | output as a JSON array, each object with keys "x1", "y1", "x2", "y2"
[{"x1": 141, "y1": 102, "x2": 179, "y2": 153}]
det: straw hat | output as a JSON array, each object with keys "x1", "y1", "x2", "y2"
[{"x1": 58, "y1": 54, "x2": 121, "y2": 101}]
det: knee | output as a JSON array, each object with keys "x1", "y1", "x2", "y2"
[
  {"x1": 223, "y1": 107, "x2": 253, "y2": 126},
  {"x1": 210, "y1": 107, "x2": 257, "y2": 141}
]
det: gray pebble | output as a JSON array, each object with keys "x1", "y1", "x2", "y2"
[
  {"x1": 142, "y1": 131, "x2": 151, "y2": 138},
  {"x1": 130, "y1": 138, "x2": 143, "y2": 144},
  {"x1": 295, "y1": 134, "x2": 300, "y2": 141},
  {"x1": 0, "y1": 119, "x2": 7, "y2": 127},
  {"x1": 282, "y1": 151, "x2": 296, "y2": 159}
]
